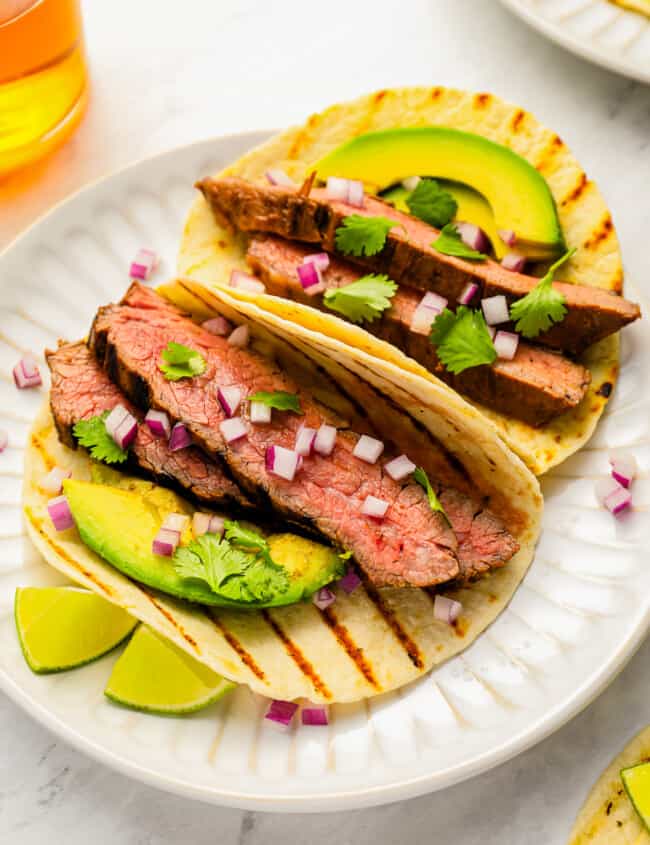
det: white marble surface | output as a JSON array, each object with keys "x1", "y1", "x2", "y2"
[{"x1": 1, "y1": 0, "x2": 650, "y2": 841}]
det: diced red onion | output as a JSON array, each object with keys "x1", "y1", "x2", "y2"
[
  {"x1": 129, "y1": 248, "x2": 158, "y2": 281},
  {"x1": 266, "y1": 445, "x2": 301, "y2": 482},
  {"x1": 169, "y1": 422, "x2": 192, "y2": 451},
  {"x1": 312, "y1": 587, "x2": 336, "y2": 610},
  {"x1": 494, "y1": 330, "x2": 519, "y2": 361},
  {"x1": 220, "y1": 417, "x2": 248, "y2": 444},
  {"x1": 411, "y1": 306, "x2": 438, "y2": 336},
  {"x1": 228, "y1": 325, "x2": 250, "y2": 348},
  {"x1": 458, "y1": 282, "x2": 479, "y2": 306},
  {"x1": 609, "y1": 453, "x2": 637, "y2": 489},
  {"x1": 152, "y1": 527, "x2": 180, "y2": 556},
  {"x1": 229, "y1": 270, "x2": 265, "y2": 294},
  {"x1": 314, "y1": 424, "x2": 337, "y2": 457},
  {"x1": 144, "y1": 409, "x2": 171, "y2": 439},
  {"x1": 13, "y1": 355, "x2": 42, "y2": 389},
  {"x1": 42, "y1": 466, "x2": 72, "y2": 494},
  {"x1": 353, "y1": 434, "x2": 384, "y2": 465},
  {"x1": 202, "y1": 316, "x2": 232, "y2": 337},
  {"x1": 595, "y1": 477, "x2": 620, "y2": 505},
  {"x1": 303, "y1": 252, "x2": 330, "y2": 272},
  {"x1": 325, "y1": 176, "x2": 364, "y2": 207},
  {"x1": 301, "y1": 706, "x2": 329, "y2": 726},
  {"x1": 297, "y1": 261, "x2": 323, "y2": 290},
  {"x1": 419, "y1": 292, "x2": 447, "y2": 312},
  {"x1": 105, "y1": 405, "x2": 137, "y2": 449},
  {"x1": 595, "y1": 477, "x2": 633, "y2": 516},
  {"x1": 192, "y1": 512, "x2": 224, "y2": 538},
  {"x1": 384, "y1": 454, "x2": 416, "y2": 481},
  {"x1": 347, "y1": 180, "x2": 364, "y2": 208},
  {"x1": 481, "y1": 295, "x2": 509, "y2": 326},
  {"x1": 163, "y1": 512, "x2": 189, "y2": 533},
  {"x1": 455, "y1": 221, "x2": 490, "y2": 253},
  {"x1": 361, "y1": 495, "x2": 389, "y2": 519},
  {"x1": 501, "y1": 252, "x2": 527, "y2": 273},
  {"x1": 434, "y1": 594, "x2": 462, "y2": 624},
  {"x1": 265, "y1": 169, "x2": 295, "y2": 187},
  {"x1": 47, "y1": 495, "x2": 74, "y2": 531},
  {"x1": 338, "y1": 568, "x2": 361, "y2": 594},
  {"x1": 402, "y1": 176, "x2": 421, "y2": 191},
  {"x1": 264, "y1": 699, "x2": 298, "y2": 730},
  {"x1": 295, "y1": 424, "x2": 316, "y2": 457},
  {"x1": 250, "y1": 400, "x2": 272, "y2": 425},
  {"x1": 217, "y1": 386, "x2": 242, "y2": 418},
  {"x1": 498, "y1": 229, "x2": 517, "y2": 247},
  {"x1": 0, "y1": 429, "x2": 7, "y2": 453}
]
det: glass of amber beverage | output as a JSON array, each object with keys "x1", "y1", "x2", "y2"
[{"x1": 0, "y1": 0, "x2": 88, "y2": 175}]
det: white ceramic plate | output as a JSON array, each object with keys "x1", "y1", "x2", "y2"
[
  {"x1": 0, "y1": 134, "x2": 649, "y2": 813},
  {"x1": 499, "y1": 0, "x2": 650, "y2": 84}
]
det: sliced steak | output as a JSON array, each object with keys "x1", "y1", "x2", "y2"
[
  {"x1": 247, "y1": 235, "x2": 591, "y2": 427},
  {"x1": 47, "y1": 341, "x2": 250, "y2": 511},
  {"x1": 197, "y1": 177, "x2": 640, "y2": 356},
  {"x1": 89, "y1": 283, "x2": 519, "y2": 587}
]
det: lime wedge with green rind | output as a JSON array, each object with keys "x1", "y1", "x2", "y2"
[
  {"x1": 104, "y1": 625, "x2": 235, "y2": 715},
  {"x1": 622, "y1": 762, "x2": 650, "y2": 833},
  {"x1": 15, "y1": 587, "x2": 136, "y2": 674}
]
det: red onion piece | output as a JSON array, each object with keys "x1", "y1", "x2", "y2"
[
  {"x1": 144, "y1": 409, "x2": 171, "y2": 439},
  {"x1": 420, "y1": 292, "x2": 448, "y2": 312},
  {"x1": 266, "y1": 445, "x2": 301, "y2": 482},
  {"x1": 455, "y1": 221, "x2": 490, "y2": 253},
  {"x1": 217, "y1": 386, "x2": 242, "y2": 418},
  {"x1": 501, "y1": 252, "x2": 527, "y2": 273},
  {"x1": 353, "y1": 434, "x2": 384, "y2": 465},
  {"x1": 402, "y1": 176, "x2": 421, "y2": 191},
  {"x1": 265, "y1": 169, "x2": 294, "y2": 187},
  {"x1": 152, "y1": 527, "x2": 180, "y2": 556},
  {"x1": 169, "y1": 422, "x2": 192, "y2": 451},
  {"x1": 0, "y1": 429, "x2": 7, "y2": 453},
  {"x1": 47, "y1": 495, "x2": 74, "y2": 531},
  {"x1": 264, "y1": 699, "x2": 298, "y2": 730},
  {"x1": 609, "y1": 453, "x2": 637, "y2": 489},
  {"x1": 13, "y1": 355, "x2": 42, "y2": 389},
  {"x1": 384, "y1": 454, "x2": 416, "y2": 481},
  {"x1": 410, "y1": 306, "x2": 438, "y2": 336},
  {"x1": 594, "y1": 477, "x2": 620, "y2": 505},
  {"x1": 326, "y1": 177, "x2": 350, "y2": 201},
  {"x1": 314, "y1": 424, "x2": 337, "y2": 457},
  {"x1": 250, "y1": 400, "x2": 272, "y2": 425},
  {"x1": 163, "y1": 512, "x2": 189, "y2": 533},
  {"x1": 295, "y1": 425, "x2": 316, "y2": 457},
  {"x1": 129, "y1": 248, "x2": 158, "y2": 281},
  {"x1": 361, "y1": 495, "x2": 389, "y2": 519},
  {"x1": 338, "y1": 568, "x2": 361, "y2": 594},
  {"x1": 605, "y1": 486, "x2": 632, "y2": 516},
  {"x1": 494, "y1": 330, "x2": 519, "y2": 361},
  {"x1": 220, "y1": 417, "x2": 248, "y2": 444},
  {"x1": 202, "y1": 316, "x2": 232, "y2": 337},
  {"x1": 347, "y1": 180, "x2": 365, "y2": 208},
  {"x1": 498, "y1": 229, "x2": 517, "y2": 247},
  {"x1": 303, "y1": 252, "x2": 330, "y2": 272},
  {"x1": 312, "y1": 587, "x2": 336, "y2": 610},
  {"x1": 229, "y1": 270, "x2": 265, "y2": 294},
  {"x1": 228, "y1": 325, "x2": 250, "y2": 348},
  {"x1": 481, "y1": 295, "x2": 509, "y2": 326},
  {"x1": 104, "y1": 404, "x2": 128, "y2": 437},
  {"x1": 297, "y1": 261, "x2": 323, "y2": 290},
  {"x1": 301, "y1": 706, "x2": 329, "y2": 726},
  {"x1": 433, "y1": 594, "x2": 462, "y2": 624},
  {"x1": 458, "y1": 282, "x2": 479, "y2": 306},
  {"x1": 106, "y1": 405, "x2": 137, "y2": 449},
  {"x1": 42, "y1": 466, "x2": 72, "y2": 494},
  {"x1": 192, "y1": 513, "x2": 224, "y2": 538}
]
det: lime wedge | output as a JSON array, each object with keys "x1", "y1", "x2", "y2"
[
  {"x1": 622, "y1": 762, "x2": 650, "y2": 833},
  {"x1": 104, "y1": 625, "x2": 235, "y2": 715},
  {"x1": 15, "y1": 587, "x2": 136, "y2": 674}
]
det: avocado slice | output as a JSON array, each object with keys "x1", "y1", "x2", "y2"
[
  {"x1": 63, "y1": 479, "x2": 344, "y2": 608},
  {"x1": 315, "y1": 127, "x2": 565, "y2": 260},
  {"x1": 622, "y1": 762, "x2": 650, "y2": 833}
]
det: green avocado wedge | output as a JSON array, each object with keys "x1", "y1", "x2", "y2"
[
  {"x1": 621, "y1": 762, "x2": 650, "y2": 833},
  {"x1": 315, "y1": 127, "x2": 565, "y2": 260},
  {"x1": 63, "y1": 479, "x2": 344, "y2": 608}
]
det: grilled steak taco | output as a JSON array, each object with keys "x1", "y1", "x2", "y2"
[
  {"x1": 23, "y1": 278, "x2": 541, "y2": 703},
  {"x1": 179, "y1": 87, "x2": 641, "y2": 474}
]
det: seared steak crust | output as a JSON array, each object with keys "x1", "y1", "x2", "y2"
[{"x1": 198, "y1": 177, "x2": 640, "y2": 356}]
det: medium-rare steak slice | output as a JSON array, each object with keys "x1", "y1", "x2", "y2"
[
  {"x1": 197, "y1": 177, "x2": 640, "y2": 356},
  {"x1": 47, "y1": 341, "x2": 250, "y2": 511},
  {"x1": 247, "y1": 235, "x2": 591, "y2": 427},
  {"x1": 89, "y1": 283, "x2": 519, "y2": 587}
]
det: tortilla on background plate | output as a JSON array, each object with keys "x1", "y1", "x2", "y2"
[
  {"x1": 178, "y1": 86, "x2": 624, "y2": 476},
  {"x1": 23, "y1": 279, "x2": 541, "y2": 704}
]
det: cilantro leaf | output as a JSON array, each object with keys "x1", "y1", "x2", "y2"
[
  {"x1": 509, "y1": 248, "x2": 575, "y2": 338},
  {"x1": 413, "y1": 467, "x2": 447, "y2": 520},
  {"x1": 335, "y1": 215, "x2": 400, "y2": 257},
  {"x1": 406, "y1": 179, "x2": 458, "y2": 228},
  {"x1": 159, "y1": 342, "x2": 206, "y2": 381},
  {"x1": 339, "y1": 550, "x2": 353, "y2": 562},
  {"x1": 323, "y1": 274, "x2": 397, "y2": 324},
  {"x1": 247, "y1": 391, "x2": 302, "y2": 414},
  {"x1": 73, "y1": 411, "x2": 128, "y2": 465},
  {"x1": 430, "y1": 306, "x2": 496, "y2": 374},
  {"x1": 223, "y1": 519, "x2": 270, "y2": 555},
  {"x1": 432, "y1": 224, "x2": 488, "y2": 261}
]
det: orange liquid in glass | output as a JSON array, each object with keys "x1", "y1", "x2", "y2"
[{"x1": 0, "y1": 0, "x2": 88, "y2": 175}]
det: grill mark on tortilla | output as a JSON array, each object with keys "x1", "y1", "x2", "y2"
[
  {"x1": 320, "y1": 606, "x2": 380, "y2": 689},
  {"x1": 209, "y1": 612, "x2": 267, "y2": 682},
  {"x1": 30, "y1": 432, "x2": 56, "y2": 471},
  {"x1": 139, "y1": 587, "x2": 201, "y2": 652},
  {"x1": 583, "y1": 215, "x2": 614, "y2": 250},
  {"x1": 362, "y1": 585, "x2": 425, "y2": 669},
  {"x1": 510, "y1": 109, "x2": 525, "y2": 132},
  {"x1": 261, "y1": 609, "x2": 332, "y2": 699},
  {"x1": 473, "y1": 92, "x2": 491, "y2": 109},
  {"x1": 561, "y1": 173, "x2": 589, "y2": 207},
  {"x1": 24, "y1": 506, "x2": 114, "y2": 597}
]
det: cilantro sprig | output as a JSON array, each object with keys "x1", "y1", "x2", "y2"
[
  {"x1": 406, "y1": 179, "x2": 458, "y2": 228},
  {"x1": 173, "y1": 519, "x2": 289, "y2": 603},
  {"x1": 509, "y1": 248, "x2": 575, "y2": 338},
  {"x1": 323, "y1": 274, "x2": 397, "y2": 324},
  {"x1": 413, "y1": 467, "x2": 447, "y2": 520},
  {"x1": 247, "y1": 391, "x2": 302, "y2": 414},
  {"x1": 430, "y1": 306, "x2": 497, "y2": 374},
  {"x1": 159, "y1": 342, "x2": 206, "y2": 381},
  {"x1": 73, "y1": 411, "x2": 128, "y2": 465},
  {"x1": 335, "y1": 215, "x2": 401, "y2": 257},
  {"x1": 432, "y1": 224, "x2": 488, "y2": 261}
]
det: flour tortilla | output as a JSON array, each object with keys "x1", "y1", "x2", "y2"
[
  {"x1": 568, "y1": 726, "x2": 650, "y2": 844},
  {"x1": 609, "y1": 0, "x2": 650, "y2": 18},
  {"x1": 178, "y1": 86, "x2": 623, "y2": 476},
  {"x1": 23, "y1": 279, "x2": 541, "y2": 704}
]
